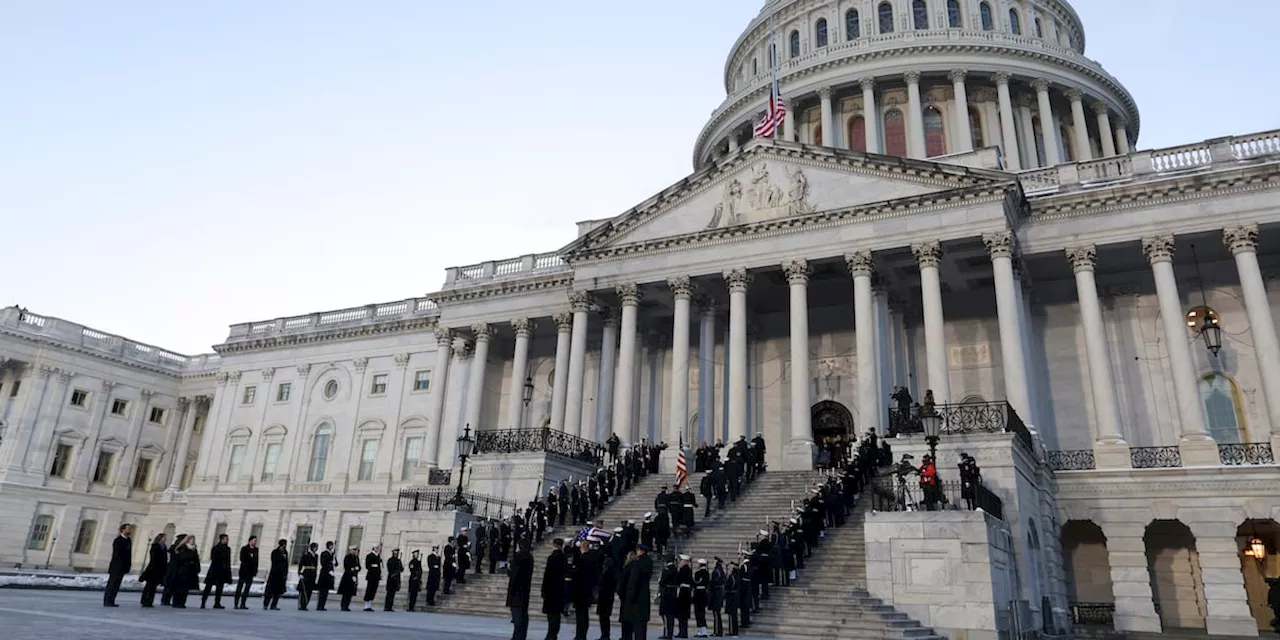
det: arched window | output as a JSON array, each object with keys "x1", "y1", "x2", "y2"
[
  {"x1": 307, "y1": 423, "x2": 331, "y2": 482},
  {"x1": 912, "y1": 0, "x2": 929, "y2": 29},
  {"x1": 1009, "y1": 9, "x2": 1022, "y2": 35},
  {"x1": 848, "y1": 116, "x2": 867, "y2": 152},
  {"x1": 1034, "y1": 17, "x2": 1043, "y2": 38},
  {"x1": 969, "y1": 107, "x2": 985, "y2": 147},
  {"x1": 789, "y1": 30, "x2": 801, "y2": 58},
  {"x1": 1200, "y1": 373, "x2": 1246, "y2": 444},
  {"x1": 923, "y1": 106, "x2": 947, "y2": 157},
  {"x1": 947, "y1": 0, "x2": 963, "y2": 28},
  {"x1": 1060, "y1": 124, "x2": 1075, "y2": 162},
  {"x1": 884, "y1": 109, "x2": 907, "y2": 156},
  {"x1": 815, "y1": 18, "x2": 829, "y2": 47},
  {"x1": 980, "y1": 2, "x2": 994, "y2": 31},
  {"x1": 846, "y1": 9, "x2": 860, "y2": 40},
  {"x1": 878, "y1": 2, "x2": 895, "y2": 34}
]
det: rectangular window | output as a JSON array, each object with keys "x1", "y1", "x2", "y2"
[
  {"x1": 226, "y1": 444, "x2": 246, "y2": 482},
  {"x1": 261, "y1": 442, "x2": 282, "y2": 481},
  {"x1": 401, "y1": 436, "x2": 423, "y2": 482},
  {"x1": 132, "y1": 458, "x2": 153, "y2": 490},
  {"x1": 50, "y1": 443, "x2": 73, "y2": 478},
  {"x1": 413, "y1": 370, "x2": 430, "y2": 392},
  {"x1": 241, "y1": 386, "x2": 256, "y2": 404},
  {"x1": 346, "y1": 525, "x2": 364, "y2": 552},
  {"x1": 70, "y1": 389, "x2": 89, "y2": 407},
  {"x1": 370, "y1": 374, "x2": 388, "y2": 395},
  {"x1": 27, "y1": 514, "x2": 54, "y2": 550},
  {"x1": 358, "y1": 439, "x2": 377, "y2": 481},
  {"x1": 276, "y1": 382, "x2": 291, "y2": 402},
  {"x1": 292, "y1": 525, "x2": 313, "y2": 565},
  {"x1": 248, "y1": 523, "x2": 263, "y2": 544},
  {"x1": 73, "y1": 519, "x2": 97, "y2": 554},
  {"x1": 148, "y1": 407, "x2": 165, "y2": 424},
  {"x1": 8, "y1": 379, "x2": 18, "y2": 397},
  {"x1": 92, "y1": 450, "x2": 114, "y2": 484},
  {"x1": 308, "y1": 431, "x2": 330, "y2": 482},
  {"x1": 110, "y1": 398, "x2": 129, "y2": 416}
]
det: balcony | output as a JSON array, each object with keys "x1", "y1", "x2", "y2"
[
  {"x1": 473, "y1": 427, "x2": 605, "y2": 466},
  {"x1": 887, "y1": 400, "x2": 1033, "y2": 452},
  {"x1": 223, "y1": 296, "x2": 438, "y2": 344},
  {"x1": 1047, "y1": 442, "x2": 1276, "y2": 471},
  {"x1": 441, "y1": 251, "x2": 571, "y2": 290}
]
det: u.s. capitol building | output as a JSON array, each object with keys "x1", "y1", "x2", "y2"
[{"x1": 2, "y1": 0, "x2": 1278, "y2": 636}]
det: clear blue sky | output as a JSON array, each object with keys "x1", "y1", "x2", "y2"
[{"x1": 2, "y1": 0, "x2": 1277, "y2": 354}]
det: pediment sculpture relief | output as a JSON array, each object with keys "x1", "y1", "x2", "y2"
[{"x1": 706, "y1": 162, "x2": 814, "y2": 229}]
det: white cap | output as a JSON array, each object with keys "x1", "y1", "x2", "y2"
[
  {"x1": 613, "y1": 527, "x2": 623, "y2": 533},
  {"x1": 697, "y1": 558, "x2": 707, "y2": 565},
  {"x1": 644, "y1": 512, "x2": 653, "y2": 519},
  {"x1": 679, "y1": 554, "x2": 691, "y2": 561},
  {"x1": 789, "y1": 518, "x2": 799, "y2": 525},
  {"x1": 587, "y1": 521, "x2": 594, "y2": 526},
  {"x1": 758, "y1": 529, "x2": 768, "y2": 536}
]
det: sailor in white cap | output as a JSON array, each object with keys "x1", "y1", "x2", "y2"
[
  {"x1": 676, "y1": 555, "x2": 694, "y2": 637},
  {"x1": 693, "y1": 558, "x2": 711, "y2": 637}
]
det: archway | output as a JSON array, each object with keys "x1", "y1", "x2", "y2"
[
  {"x1": 1061, "y1": 520, "x2": 1115, "y2": 628},
  {"x1": 1237, "y1": 518, "x2": 1280, "y2": 630},
  {"x1": 812, "y1": 400, "x2": 854, "y2": 442},
  {"x1": 1145, "y1": 520, "x2": 1207, "y2": 630}
]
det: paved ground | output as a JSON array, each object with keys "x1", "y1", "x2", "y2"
[{"x1": 0, "y1": 589, "x2": 781, "y2": 639}]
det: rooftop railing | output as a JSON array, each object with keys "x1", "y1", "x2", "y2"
[
  {"x1": 224, "y1": 297, "x2": 439, "y2": 343},
  {"x1": 441, "y1": 251, "x2": 570, "y2": 289},
  {"x1": 0, "y1": 306, "x2": 219, "y2": 374}
]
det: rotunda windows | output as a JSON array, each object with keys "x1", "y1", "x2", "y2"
[
  {"x1": 883, "y1": 109, "x2": 907, "y2": 157},
  {"x1": 848, "y1": 116, "x2": 867, "y2": 153},
  {"x1": 924, "y1": 106, "x2": 947, "y2": 157},
  {"x1": 912, "y1": 0, "x2": 929, "y2": 30},
  {"x1": 815, "y1": 18, "x2": 828, "y2": 48},
  {"x1": 1009, "y1": 9, "x2": 1022, "y2": 35},
  {"x1": 947, "y1": 0, "x2": 962, "y2": 28},
  {"x1": 1034, "y1": 17, "x2": 1043, "y2": 38},
  {"x1": 751, "y1": 57, "x2": 757, "y2": 77},
  {"x1": 878, "y1": 2, "x2": 894, "y2": 34},
  {"x1": 979, "y1": 2, "x2": 994, "y2": 31},
  {"x1": 969, "y1": 107, "x2": 985, "y2": 148},
  {"x1": 845, "y1": 9, "x2": 860, "y2": 40},
  {"x1": 789, "y1": 30, "x2": 801, "y2": 58}
]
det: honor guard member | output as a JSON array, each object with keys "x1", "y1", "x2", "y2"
[
  {"x1": 297, "y1": 542, "x2": 318, "y2": 610},
  {"x1": 317, "y1": 541, "x2": 335, "y2": 611},
  {"x1": 724, "y1": 561, "x2": 741, "y2": 637},
  {"x1": 658, "y1": 557, "x2": 678, "y2": 639},
  {"x1": 406, "y1": 550, "x2": 423, "y2": 611},
  {"x1": 338, "y1": 546, "x2": 360, "y2": 611},
  {"x1": 709, "y1": 558, "x2": 726, "y2": 638},
  {"x1": 362, "y1": 545, "x2": 383, "y2": 611},
  {"x1": 383, "y1": 549, "x2": 403, "y2": 611},
  {"x1": 426, "y1": 546, "x2": 442, "y2": 606},
  {"x1": 692, "y1": 558, "x2": 710, "y2": 637},
  {"x1": 442, "y1": 538, "x2": 457, "y2": 594},
  {"x1": 676, "y1": 555, "x2": 694, "y2": 638}
]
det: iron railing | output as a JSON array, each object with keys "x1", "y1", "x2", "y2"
[
  {"x1": 1130, "y1": 446, "x2": 1181, "y2": 469},
  {"x1": 1047, "y1": 449, "x2": 1096, "y2": 471},
  {"x1": 869, "y1": 476, "x2": 1004, "y2": 521},
  {"x1": 887, "y1": 400, "x2": 1033, "y2": 452},
  {"x1": 427, "y1": 468, "x2": 453, "y2": 486},
  {"x1": 396, "y1": 487, "x2": 517, "y2": 519},
  {"x1": 1218, "y1": 442, "x2": 1275, "y2": 466},
  {"x1": 1069, "y1": 602, "x2": 1115, "y2": 626},
  {"x1": 474, "y1": 427, "x2": 605, "y2": 465}
]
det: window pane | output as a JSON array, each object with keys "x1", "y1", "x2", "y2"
[
  {"x1": 73, "y1": 520, "x2": 97, "y2": 554},
  {"x1": 846, "y1": 10, "x2": 860, "y2": 40},
  {"x1": 1009, "y1": 9, "x2": 1021, "y2": 35},
  {"x1": 815, "y1": 19, "x2": 828, "y2": 48},
  {"x1": 402, "y1": 437, "x2": 423, "y2": 482},
  {"x1": 50, "y1": 444, "x2": 72, "y2": 478},
  {"x1": 277, "y1": 383, "x2": 291, "y2": 402},
  {"x1": 292, "y1": 525, "x2": 312, "y2": 564},
  {"x1": 226, "y1": 444, "x2": 245, "y2": 482},
  {"x1": 249, "y1": 523, "x2": 264, "y2": 544},
  {"x1": 878, "y1": 2, "x2": 895, "y2": 34},
  {"x1": 309, "y1": 431, "x2": 331, "y2": 482},
  {"x1": 359, "y1": 439, "x2": 377, "y2": 481},
  {"x1": 132, "y1": 458, "x2": 152, "y2": 489},
  {"x1": 1201, "y1": 375, "x2": 1243, "y2": 444},
  {"x1": 789, "y1": 30, "x2": 800, "y2": 58},
  {"x1": 347, "y1": 525, "x2": 364, "y2": 552},
  {"x1": 28, "y1": 515, "x2": 54, "y2": 550},
  {"x1": 884, "y1": 109, "x2": 907, "y2": 156},
  {"x1": 913, "y1": 0, "x2": 929, "y2": 29},
  {"x1": 92, "y1": 451, "x2": 114, "y2": 484},
  {"x1": 414, "y1": 371, "x2": 430, "y2": 391},
  {"x1": 371, "y1": 374, "x2": 388, "y2": 395},
  {"x1": 980, "y1": 2, "x2": 994, "y2": 30},
  {"x1": 924, "y1": 107, "x2": 947, "y2": 157},
  {"x1": 947, "y1": 0, "x2": 962, "y2": 28},
  {"x1": 848, "y1": 116, "x2": 867, "y2": 153},
  {"x1": 261, "y1": 443, "x2": 281, "y2": 481}
]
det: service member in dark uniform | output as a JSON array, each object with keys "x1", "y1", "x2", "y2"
[
  {"x1": 406, "y1": 550, "x2": 423, "y2": 611},
  {"x1": 362, "y1": 545, "x2": 383, "y2": 611},
  {"x1": 426, "y1": 546, "x2": 442, "y2": 605},
  {"x1": 723, "y1": 561, "x2": 740, "y2": 637},
  {"x1": 297, "y1": 542, "x2": 318, "y2": 610},
  {"x1": 264, "y1": 539, "x2": 288, "y2": 611},
  {"x1": 692, "y1": 559, "x2": 710, "y2": 637},
  {"x1": 709, "y1": 558, "x2": 726, "y2": 637},
  {"x1": 542, "y1": 538, "x2": 569, "y2": 640},
  {"x1": 317, "y1": 541, "x2": 336, "y2": 611},
  {"x1": 384, "y1": 548, "x2": 403, "y2": 611},
  {"x1": 338, "y1": 546, "x2": 360, "y2": 611}
]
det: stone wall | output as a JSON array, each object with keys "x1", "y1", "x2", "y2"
[{"x1": 465, "y1": 451, "x2": 598, "y2": 508}]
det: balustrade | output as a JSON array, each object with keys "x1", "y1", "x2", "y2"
[
  {"x1": 397, "y1": 487, "x2": 516, "y2": 519},
  {"x1": 887, "y1": 400, "x2": 1032, "y2": 452},
  {"x1": 473, "y1": 427, "x2": 605, "y2": 466},
  {"x1": 1217, "y1": 442, "x2": 1275, "y2": 466},
  {"x1": 868, "y1": 476, "x2": 1004, "y2": 521},
  {"x1": 1047, "y1": 449, "x2": 1096, "y2": 471},
  {"x1": 1129, "y1": 446, "x2": 1181, "y2": 469}
]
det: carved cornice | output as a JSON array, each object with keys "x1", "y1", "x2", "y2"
[
  {"x1": 782, "y1": 258, "x2": 811, "y2": 286},
  {"x1": 1065, "y1": 245, "x2": 1097, "y2": 273},
  {"x1": 1141, "y1": 235, "x2": 1175, "y2": 264},
  {"x1": 213, "y1": 315, "x2": 438, "y2": 355},
  {"x1": 845, "y1": 251, "x2": 874, "y2": 278},
  {"x1": 435, "y1": 329, "x2": 454, "y2": 349},
  {"x1": 912, "y1": 240, "x2": 943, "y2": 269},
  {"x1": 1224, "y1": 223, "x2": 1259, "y2": 255},
  {"x1": 1027, "y1": 166, "x2": 1280, "y2": 222},
  {"x1": 0, "y1": 328, "x2": 200, "y2": 379}
]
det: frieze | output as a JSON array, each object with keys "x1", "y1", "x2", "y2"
[
  {"x1": 705, "y1": 162, "x2": 814, "y2": 229},
  {"x1": 427, "y1": 272, "x2": 575, "y2": 306}
]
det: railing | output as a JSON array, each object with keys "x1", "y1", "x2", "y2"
[
  {"x1": 0, "y1": 306, "x2": 220, "y2": 373},
  {"x1": 442, "y1": 251, "x2": 570, "y2": 288},
  {"x1": 225, "y1": 297, "x2": 439, "y2": 343},
  {"x1": 427, "y1": 468, "x2": 453, "y2": 486},
  {"x1": 887, "y1": 400, "x2": 1033, "y2": 452},
  {"x1": 396, "y1": 488, "x2": 517, "y2": 519},
  {"x1": 1218, "y1": 443, "x2": 1275, "y2": 466},
  {"x1": 474, "y1": 428, "x2": 605, "y2": 466},
  {"x1": 869, "y1": 476, "x2": 1004, "y2": 521},
  {"x1": 1130, "y1": 446, "x2": 1181, "y2": 469},
  {"x1": 1069, "y1": 602, "x2": 1115, "y2": 626},
  {"x1": 1047, "y1": 449, "x2": 1096, "y2": 471}
]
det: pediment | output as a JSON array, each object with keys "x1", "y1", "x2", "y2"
[{"x1": 565, "y1": 141, "x2": 1014, "y2": 259}]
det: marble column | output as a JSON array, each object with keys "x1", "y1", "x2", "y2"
[
  {"x1": 464, "y1": 323, "x2": 493, "y2": 434},
  {"x1": 666, "y1": 276, "x2": 694, "y2": 468},
  {"x1": 612, "y1": 284, "x2": 641, "y2": 445},
  {"x1": 994, "y1": 72, "x2": 1022, "y2": 170},
  {"x1": 783, "y1": 99, "x2": 796, "y2": 142},
  {"x1": 984, "y1": 232, "x2": 1032, "y2": 422},
  {"x1": 505, "y1": 319, "x2": 533, "y2": 431},
  {"x1": 1142, "y1": 235, "x2": 1214, "y2": 462},
  {"x1": 1186, "y1": 520, "x2": 1261, "y2": 636},
  {"x1": 782, "y1": 260, "x2": 815, "y2": 469},
  {"x1": 1225, "y1": 224, "x2": 1280, "y2": 449},
  {"x1": 948, "y1": 69, "x2": 975, "y2": 153},
  {"x1": 424, "y1": 329, "x2": 454, "y2": 466},
  {"x1": 905, "y1": 71, "x2": 927, "y2": 159},
  {"x1": 1066, "y1": 88, "x2": 1093, "y2": 162},
  {"x1": 441, "y1": 341, "x2": 472, "y2": 467},
  {"x1": 1114, "y1": 120, "x2": 1131, "y2": 155},
  {"x1": 698, "y1": 300, "x2": 718, "y2": 444},
  {"x1": 563, "y1": 293, "x2": 592, "y2": 439},
  {"x1": 861, "y1": 78, "x2": 881, "y2": 154},
  {"x1": 1065, "y1": 247, "x2": 1127, "y2": 458},
  {"x1": 594, "y1": 310, "x2": 619, "y2": 442},
  {"x1": 724, "y1": 268, "x2": 751, "y2": 443},
  {"x1": 912, "y1": 241, "x2": 951, "y2": 404},
  {"x1": 165, "y1": 398, "x2": 198, "y2": 491},
  {"x1": 728, "y1": 132, "x2": 739, "y2": 154},
  {"x1": 1094, "y1": 102, "x2": 1116, "y2": 158},
  {"x1": 1033, "y1": 79, "x2": 1062, "y2": 166},
  {"x1": 819, "y1": 87, "x2": 835, "y2": 146},
  {"x1": 847, "y1": 251, "x2": 881, "y2": 434},
  {"x1": 1100, "y1": 523, "x2": 1163, "y2": 633},
  {"x1": 549, "y1": 313, "x2": 573, "y2": 431},
  {"x1": 1017, "y1": 96, "x2": 1039, "y2": 169}
]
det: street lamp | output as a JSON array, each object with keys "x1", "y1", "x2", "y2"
[
  {"x1": 522, "y1": 377, "x2": 534, "y2": 407},
  {"x1": 1197, "y1": 314, "x2": 1223, "y2": 357},
  {"x1": 919, "y1": 389, "x2": 944, "y2": 460},
  {"x1": 446, "y1": 425, "x2": 476, "y2": 509}
]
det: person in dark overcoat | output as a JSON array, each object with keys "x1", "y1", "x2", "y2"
[
  {"x1": 234, "y1": 537, "x2": 258, "y2": 610},
  {"x1": 263, "y1": 539, "x2": 288, "y2": 610},
  {"x1": 723, "y1": 561, "x2": 740, "y2": 637},
  {"x1": 171, "y1": 536, "x2": 201, "y2": 609},
  {"x1": 161, "y1": 534, "x2": 185, "y2": 606},
  {"x1": 675, "y1": 556, "x2": 694, "y2": 638},
  {"x1": 542, "y1": 538, "x2": 568, "y2": 639},
  {"x1": 507, "y1": 540, "x2": 534, "y2": 640},
  {"x1": 139, "y1": 533, "x2": 168, "y2": 607},
  {"x1": 103, "y1": 523, "x2": 133, "y2": 608},
  {"x1": 317, "y1": 541, "x2": 336, "y2": 611},
  {"x1": 201, "y1": 533, "x2": 233, "y2": 609},
  {"x1": 383, "y1": 548, "x2": 403, "y2": 611},
  {"x1": 426, "y1": 546, "x2": 442, "y2": 605},
  {"x1": 406, "y1": 550, "x2": 423, "y2": 611},
  {"x1": 708, "y1": 558, "x2": 726, "y2": 638},
  {"x1": 338, "y1": 546, "x2": 360, "y2": 611},
  {"x1": 571, "y1": 540, "x2": 601, "y2": 640},
  {"x1": 298, "y1": 542, "x2": 318, "y2": 610},
  {"x1": 692, "y1": 558, "x2": 710, "y2": 637},
  {"x1": 597, "y1": 552, "x2": 618, "y2": 640},
  {"x1": 362, "y1": 545, "x2": 383, "y2": 611},
  {"x1": 442, "y1": 538, "x2": 457, "y2": 594},
  {"x1": 620, "y1": 545, "x2": 654, "y2": 640},
  {"x1": 658, "y1": 559, "x2": 678, "y2": 638}
]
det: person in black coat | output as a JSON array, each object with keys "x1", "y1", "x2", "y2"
[
  {"x1": 104, "y1": 523, "x2": 133, "y2": 607},
  {"x1": 507, "y1": 541, "x2": 534, "y2": 640},
  {"x1": 621, "y1": 545, "x2": 654, "y2": 640},
  {"x1": 692, "y1": 559, "x2": 710, "y2": 638},
  {"x1": 442, "y1": 538, "x2": 457, "y2": 594},
  {"x1": 264, "y1": 539, "x2": 289, "y2": 610},
  {"x1": 659, "y1": 560, "x2": 678, "y2": 639},
  {"x1": 406, "y1": 550, "x2": 423, "y2": 611},
  {"x1": 723, "y1": 562, "x2": 740, "y2": 637},
  {"x1": 139, "y1": 533, "x2": 168, "y2": 607},
  {"x1": 298, "y1": 542, "x2": 318, "y2": 610},
  {"x1": 708, "y1": 559, "x2": 726, "y2": 638},
  {"x1": 426, "y1": 546, "x2": 442, "y2": 606},
  {"x1": 363, "y1": 545, "x2": 383, "y2": 611},
  {"x1": 675, "y1": 556, "x2": 694, "y2": 638},
  {"x1": 201, "y1": 534, "x2": 232, "y2": 609},
  {"x1": 338, "y1": 546, "x2": 360, "y2": 611},
  {"x1": 597, "y1": 553, "x2": 619, "y2": 640},
  {"x1": 571, "y1": 541, "x2": 601, "y2": 640},
  {"x1": 162, "y1": 534, "x2": 186, "y2": 606},
  {"x1": 384, "y1": 549, "x2": 403, "y2": 611},
  {"x1": 234, "y1": 537, "x2": 259, "y2": 610},
  {"x1": 317, "y1": 541, "x2": 335, "y2": 611},
  {"x1": 542, "y1": 538, "x2": 568, "y2": 639},
  {"x1": 170, "y1": 536, "x2": 200, "y2": 609}
]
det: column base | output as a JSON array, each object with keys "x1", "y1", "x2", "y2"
[
  {"x1": 782, "y1": 440, "x2": 816, "y2": 471},
  {"x1": 1179, "y1": 437, "x2": 1220, "y2": 466},
  {"x1": 1206, "y1": 615, "x2": 1261, "y2": 637},
  {"x1": 1094, "y1": 441, "x2": 1132, "y2": 469}
]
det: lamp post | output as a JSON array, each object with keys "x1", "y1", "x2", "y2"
[
  {"x1": 1190, "y1": 244, "x2": 1223, "y2": 357},
  {"x1": 521, "y1": 376, "x2": 534, "y2": 428},
  {"x1": 446, "y1": 425, "x2": 476, "y2": 509},
  {"x1": 920, "y1": 389, "x2": 943, "y2": 460}
]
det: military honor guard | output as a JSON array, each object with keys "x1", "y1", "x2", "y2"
[
  {"x1": 383, "y1": 548, "x2": 403, "y2": 611},
  {"x1": 297, "y1": 542, "x2": 318, "y2": 610},
  {"x1": 406, "y1": 550, "x2": 423, "y2": 611},
  {"x1": 338, "y1": 546, "x2": 361, "y2": 611},
  {"x1": 362, "y1": 545, "x2": 383, "y2": 611},
  {"x1": 317, "y1": 541, "x2": 336, "y2": 611}
]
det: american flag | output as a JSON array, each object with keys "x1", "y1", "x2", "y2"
[
  {"x1": 752, "y1": 10, "x2": 786, "y2": 138},
  {"x1": 575, "y1": 526, "x2": 612, "y2": 544},
  {"x1": 675, "y1": 434, "x2": 688, "y2": 488}
]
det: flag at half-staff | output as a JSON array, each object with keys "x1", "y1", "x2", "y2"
[
  {"x1": 752, "y1": 9, "x2": 786, "y2": 138},
  {"x1": 675, "y1": 434, "x2": 688, "y2": 489}
]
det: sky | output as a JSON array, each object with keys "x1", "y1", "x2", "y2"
[{"x1": 2, "y1": 0, "x2": 1277, "y2": 355}]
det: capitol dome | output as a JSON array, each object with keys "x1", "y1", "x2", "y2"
[{"x1": 694, "y1": 0, "x2": 1139, "y2": 172}]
